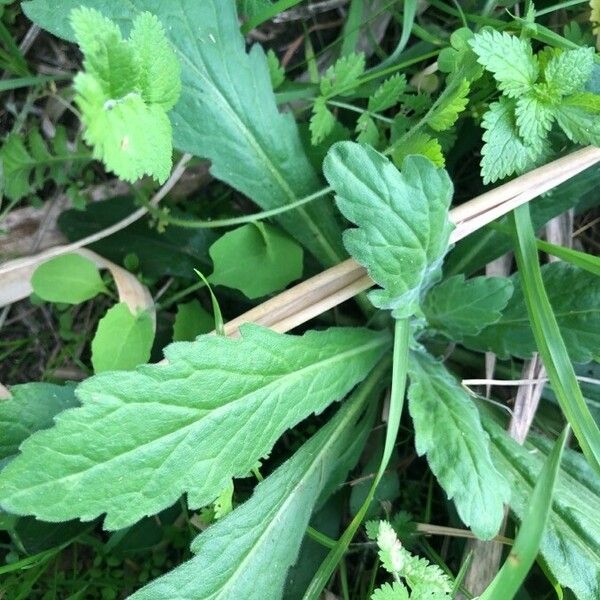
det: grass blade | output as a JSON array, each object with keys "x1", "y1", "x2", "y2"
[
  {"x1": 510, "y1": 204, "x2": 600, "y2": 474},
  {"x1": 480, "y1": 427, "x2": 569, "y2": 600}
]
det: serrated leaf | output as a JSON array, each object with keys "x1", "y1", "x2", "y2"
[
  {"x1": 438, "y1": 28, "x2": 483, "y2": 82},
  {"x1": 355, "y1": 113, "x2": 379, "y2": 146},
  {"x1": 515, "y1": 94, "x2": 554, "y2": 149},
  {"x1": 372, "y1": 582, "x2": 409, "y2": 600},
  {"x1": 209, "y1": 223, "x2": 303, "y2": 299},
  {"x1": 480, "y1": 97, "x2": 541, "y2": 184},
  {"x1": 266, "y1": 48, "x2": 285, "y2": 89},
  {"x1": 24, "y1": 1, "x2": 345, "y2": 267},
  {"x1": 422, "y1": 275, "x2": 514, "y2": 340},
  {"x1": 320, "y1": 52, "x2": 365, "y2": 97},
  {"x1": 324, "y1": 142, "x2": 453, "y2": 318},
  {"x1": 469, "y1": 30, "x2": 538, "y2": 97},
  {"x1": 407, "y1": 352, "x2": 510, "y2": 539},
  {"x1": 91, "y1": 302, "x2": 154, "y2": 373},
  {"x1": 391, "y1": 132, "x2": 445, "y2": 168},
  {"x1": 0, "y1": 325, "x2": 387, "y2": 529},
  {"x1": 484, "y1": 414, "x2": 600, "y2": 600},
  {"x1": 172, "y1": 300, "x2": 214, "y2": 342},
  {"x1": 555, "y1": 103, "x2": 600, "y2": 146},
  {"x1": 0, "y1": 126, "x2": 89, "y2": 201},
  {"x1": 428, "y1": 79, "x2": 470, "y2": 131},
  {"x1": 544, "y1": 47, "x2": 595, "y2": 97},
  {"x1": 310, "y1": 97, "x2": 336, "y2": 145},
  {"x1": 462, "y1": 262, "x2": 600, "y2": 363},
  {"x1": 0, "y1": 383, "x2": 78, "y2": 461},
  {"x1": 368, "y1": 74, "x2": 407, "y2": 112},
  {"x1": 129, "y1": 382, "x2": 373, "y2": 600},
  {"x1": 31, "y1": 253, "x2": 107, "y2": 304}
]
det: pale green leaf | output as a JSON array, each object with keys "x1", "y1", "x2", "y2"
[
  {"x1": 209, "y1": 223, "x2": 303, "y2": 299},
  {"x1": 0, "y1": 326, "x2": 388, "y2": 529},
  {"x1": 438, "y1": 27, "x2": 483, "y2": 82},
  {"x1": 310, "y1": 97, "x2": 336, "y2": 145},
  {"x1": 480, "y1": 97, "x2": 541, "y2": 184},
  {"x1": 266, "y1": 48, "x2": 285, "y2": 89},
  {"x1": 544, "y1": 47, "x2": 595, "y2": 97},
  {"x1": 372, "y1": 582, "x2": 409, "y2": 600},
  {"x1": 129, "y1": 382, "x2": 374, "y2": 600},
  {"x1": 24, "y1": 0, "x2": 345, "y2": 266},
  {"x1": 0, "y1": 383, "x2": 78, "y2": 461},
  {"x1": 31, "y1": 253, "x2": 106, "y2": 304},
  {"x1": 555, "y1": 103, "x2": 600, "y2": 147},
  {"x1": 172, "y1": 300, "x2": 214, "y2": 342},
  {"x1": 91, "y1": 302, "x2": 154, "y2": 373},
  {"x1": 320, "y1": 52, "x2": 365, "y2": 97},
  {"x1": 391, "y1": 132, "x2": 445, "y2": 168},
  {"x1": 564, "y1": 91, "x2": 600, "y2": 112},
  {"x1": 462, "y1": 262, "x2": 600, "y2": 363},
  {"x1": 407, "y1": 351, "x2": 510, "y2": 539},
  {"x1": 428, "y1": 79, "x2": 470, "y2": 132},
  {"x1": 484, "y1": 414, "x2": 600, "y2": 600},
  {"x1": 368, "y1": 74, "x2": 407, "y2": 112},
  {"x1": 355, "y1": 113, "x2": 379, "y2": 146},
  {"x1": 515, "y1": 94, "x2": 554, "y2": 149},
  {"x1": 377, "y1": 520, "x2": 404, "y2": 575},
  {"x1": 469, "y1": 30, "x2": 538, "y2": 98},
  {"x1": 323, "y1": 142, "x2": 454, "y2": 318},
  {"x1": 422, "y1": 275, "x2": 514, "y2": 340}
]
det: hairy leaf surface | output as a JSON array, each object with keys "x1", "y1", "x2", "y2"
[
  {"x1": 323, "y1": 142, "x2": 454, "y2": 318},
  {"x1": 0, "y1": 326, "x2": 388, "y2": 529},
  {"x1": 407, "y1": 352, "x2": 509, "y2": 539},
  {"x1": 24, "y1": 0, "x2": 345, "y2": 266},
  {"x1": 129, "y1": 378, "x2": 376, "y2": 599}
]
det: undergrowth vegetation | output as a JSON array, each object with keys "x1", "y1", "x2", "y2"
[{"x1": 0, "y1": 0, "x2": 599, "y2": 598}]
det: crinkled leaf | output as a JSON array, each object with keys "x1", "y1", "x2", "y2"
[
  {"x1": 209, "y1": 223, "x2": 303, "y2": 299},
  {"x1": 320, "y1": 52, "x2": 365, "y2": 97},
  {"x1": 0, "y1": 325, "x2": 387, "y2": 529},
  {"x1": 428, "y1": 79, "x2": 470, "y2": 132},
  {"x1": 469, "y1": 30, "x2": 538, "y2": 98},
  {"x1": 555, "y1": 103, "x2": 600, "y2": 147},
  {"x1": 422, "y1": 275, "x2": 514, "y2": 340},
  {"x1": 0, "y1": 383, "x2": 78, "y2": 461},
  {"x1": 172, "y1": 300, "x2": 214, "y2": 342},
  {"x1": 129, "y1": 381, "x2": 374, "y2": 600},
  {"x1": 24, "y1": 0, "x2": 345, "y2": 266},
  {"x1": 31, "y1": 253, "x2": 107, "y2": 304},
  {"x1": 462, "y1": 262, "x2": 600, "y2": 363},
  {"x1": 368, "y1": 74, "x2": 407, "y2": 112},
  {"x1": 324, "y1": 142, "x2": 454, "y2": 318},
  {"x1": 544, "y1": 47, "x2": 595, "y2": 97},
  {"x1": 91, "y1": 303, "x2": 154, "y2": 373},
  {"x1": 407, "y1": 351, "x2": 510, "y2": 539},
  {"x1": 515, "y1": 94, "x2": 554, "y2": 149}
]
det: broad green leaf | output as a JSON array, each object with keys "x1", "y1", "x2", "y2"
[
  {"x1": 31, "y1": 253, "x2": 107, "y2": 304},
  {"x1": 24, "y1": 0, "x2": 345, "y2": 266},
  {"x1": 515, "y1": 95, "x2": 554, "y2": 150},
  {"x1": 209, "y1": 223, "x2": 303, "y2": 299},
  {"x1": 91, "y1": 302, "x2": 154, "y2": 373},
  {"x1": 422, "y1": 275, "x2": 514, "y2": 340},
  {"x1": 555, "y1": 104, "x2": 600, "y2": 146},
  {"x1": 323, "y1": 142, "x2": 454, "y2": 318},
  {"x1": 462, "y1": 262, "x2": 600, "y2": 363},
  {"x1": 0, "y1": 383, "x2": 78, "y2": 461},
  {"x1": 407, "y1": 351, "x2": 509, "y2": 539},
  {"x1": 320, "y1": 52, "x2": 365, "y2": 97},
  {"x1": 428, "y1": 79, "x2": 470, "y2": 132},
  {"x1": 480, "y1": 98, "x2": 541, "y2": 184},
  {"x1": 0, "y1": 326, "x2": 388, "y2": 529},
  {"x1": 469, "y1": 30, "x2": 538, "y2": 98},
  {"x1": 391, "y1": 132, "x2": 445, "y2": 168},
  {"x1": 544, "y1": 47, "x2": 595, "y2": 97},
  {"x1": 129, "y1": 371, "x2": 376, "y2": 600},
  {"x1": 368, "y1": 74, "x2": 407, "y2": 112},
  {"x1": 172, "y1": 300, "x2": 214, "y2": 342},
  {"x1": 484, "y1": 415, "x2": 600, "y2": 600}
]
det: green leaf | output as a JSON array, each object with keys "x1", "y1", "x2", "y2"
[
  {"x1": 544, "y1": 47, "x2": 595, "y2": 97},
  {"x1": 172, "y1": 300, "x2": 214, "y2": 342},
  {"x1": 428, "y1": 79, "x2": 470, "y2": 132},
  {"x1": 320, "y1": 52, "x2": 365, "y2": 97},
  {"x1": 391, "y1": 132, "x2": 445, "y2": 168},
  {"x1": 129, "y1": 372, "x2": 376, "y2": 600},
  {"x1": 24, "y1": 0, "x2": 345, "y2": 266},
  {"x1": 0, "y1": 326, "x2": 388, "y2": 529},
  {"x1": 0, "y1": 126, "x2": 89, "y2": 201},
  {"x1": 484, "y1": 415, "x2": 600, "y2": 600},
  {"x1": 31, "y1": 253, "x2": 107, "y2": 304},
  {"x1": 515, "y1": 94, "x2": 554, "y2": 149},
  {"x1": 480, "y1": 97, "x2": 541, "y2": 184},
  {"x1": 469, "y1": 30, "x2": 538, "y2": 98},
  {"x1": 310, "y1": 97, "x2": 336, "y2": 145},
  {"x1": 422, "y1": 275, "x2": 514, "y2": 340},
  {"x1": 371, "y1": 582, "x2": 409, "y2": 600},
  {"x1": 266, "y1": 48, "x2": 285, "y2": 89},
  {"x1": 355, "y1": 113, "x2": 379, "y2": 146},
  {"x1": 0, "y1": 383, "x2": 78, "y2": 461},
  {"x1": 555, "y1": 104, "x2": 600, "y2": 146},
  {"x1": 462, "y1": 262, "x2": 600, "y2": 363},
  {"x1": 91, "y1": 302, "x2": 154, "y2": 373},
  {"x1": 323, "y1": 142, "x2": 454, "y2": 318},
  {"x1": 438, "y1": 27, "x2": 483, "y2": 82},
  {"x1": 368, "y1": 74, "x2": 407, "y2": 112},
  {"x1": 407, "y1": 351, "x2": 509, "y2": 539},
  {"x1": 209, "y1": 223, "x2": 303, "y2": 299}
]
